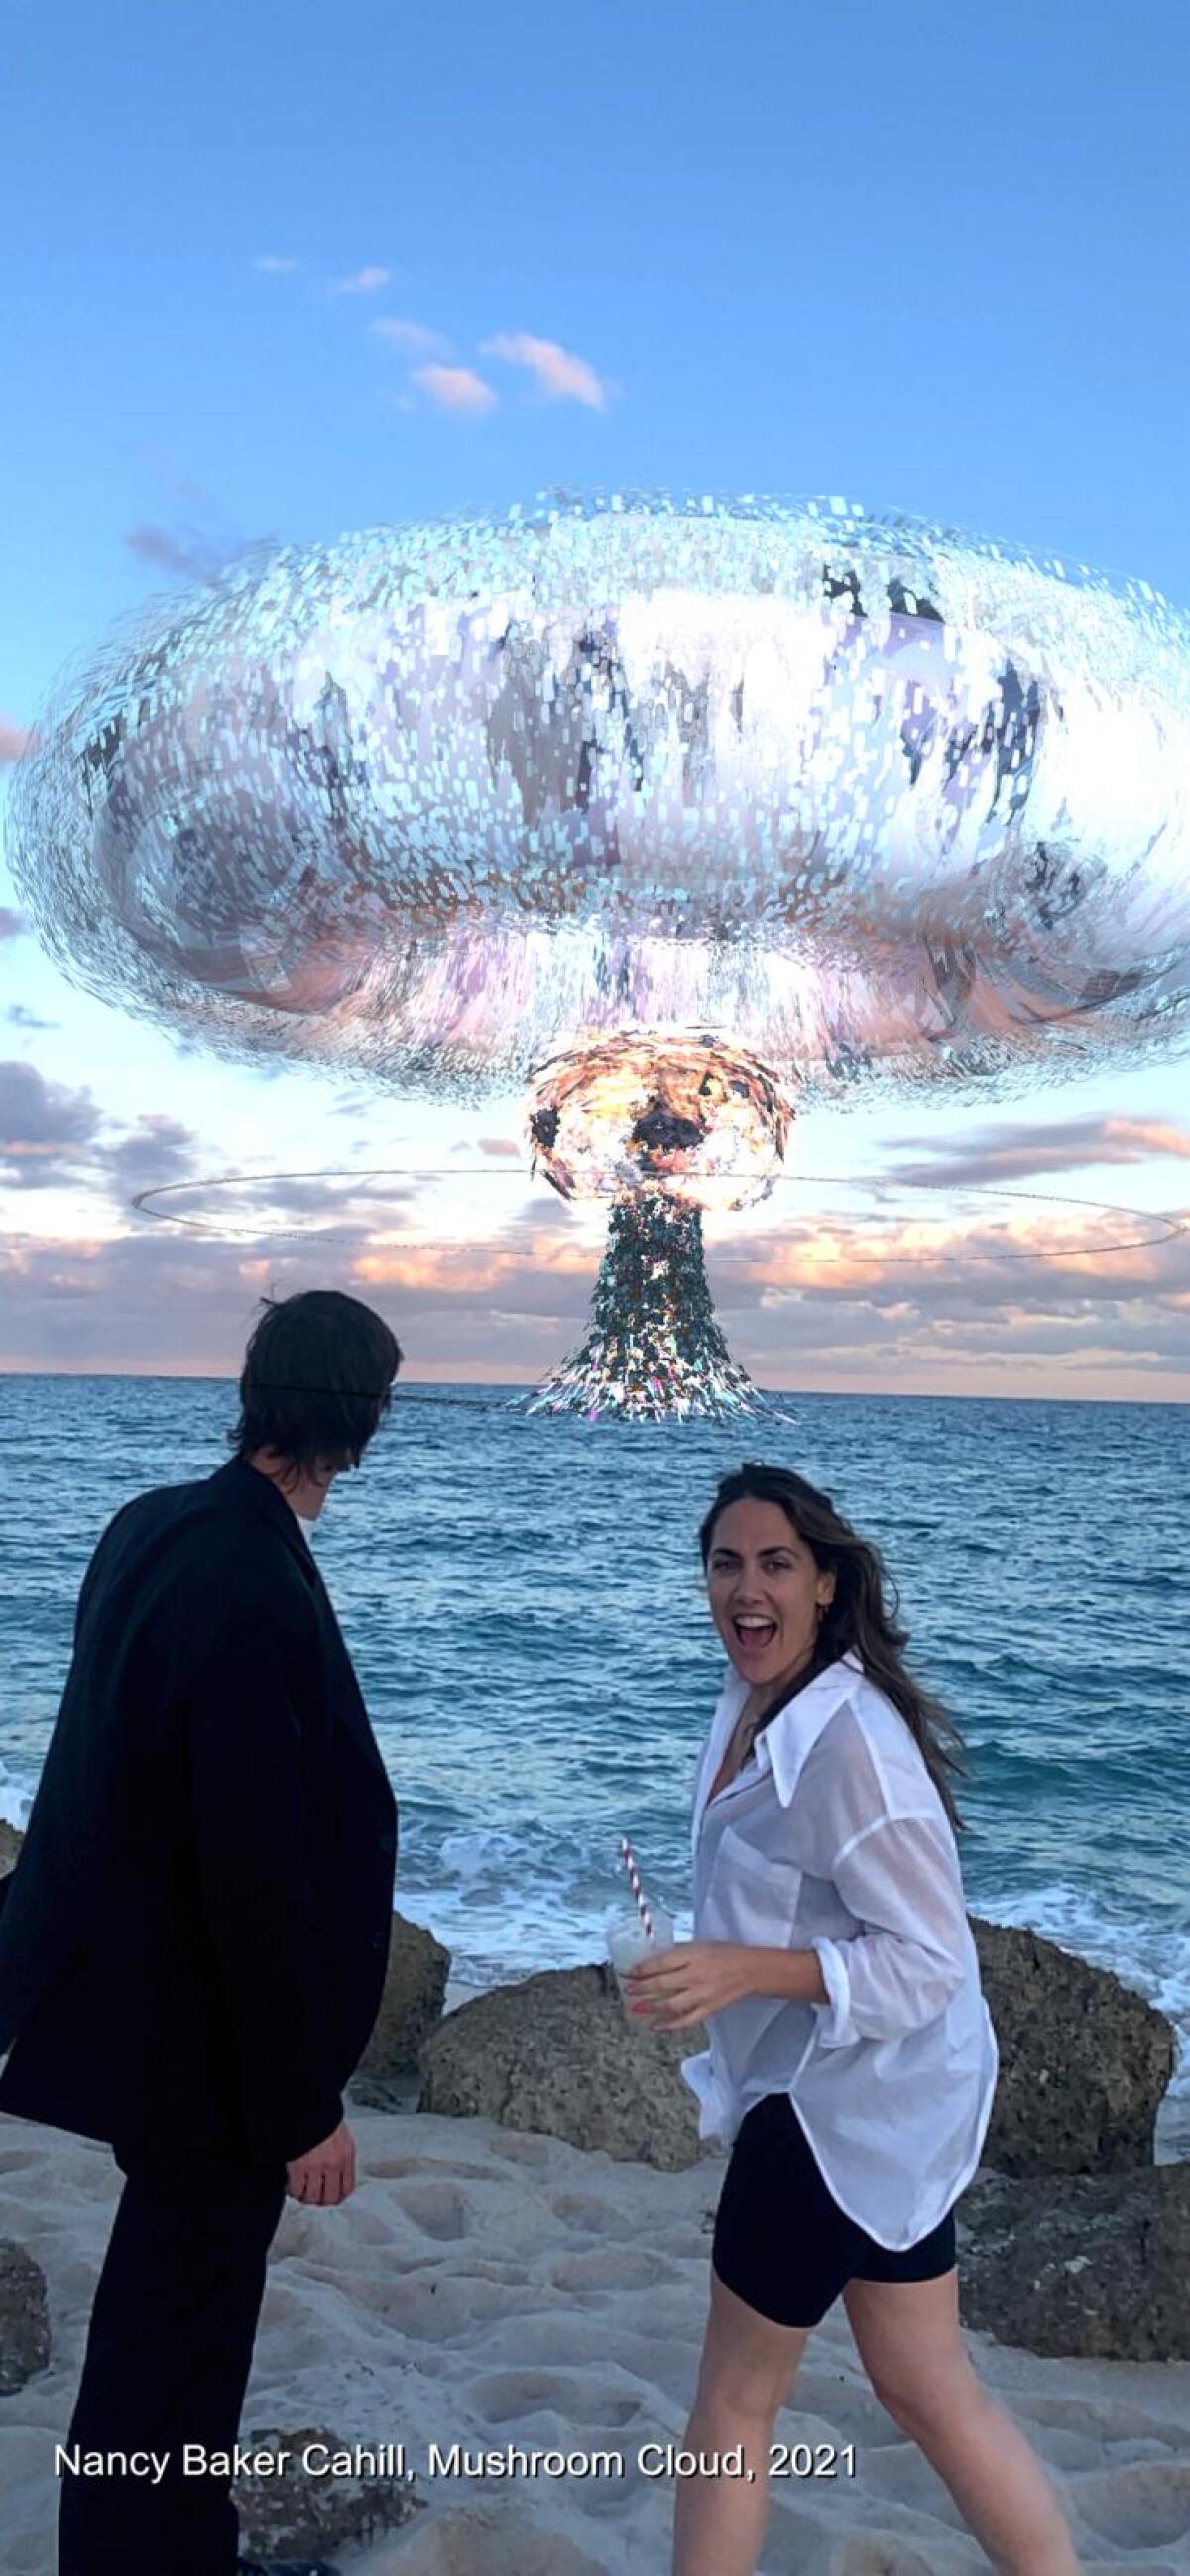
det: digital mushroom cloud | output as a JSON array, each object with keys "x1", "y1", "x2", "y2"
[{"x1": 9, "y1": 488, "x2": 1190, "y2": 1418}]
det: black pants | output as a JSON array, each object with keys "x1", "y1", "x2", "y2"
[{"x1": 59, "y1": 2145, "x2": 287, "y2": 2576}]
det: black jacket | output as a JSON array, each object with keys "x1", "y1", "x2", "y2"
[{"x1": 0, "y1": 1457, "x2": 397, "y2": 2165}]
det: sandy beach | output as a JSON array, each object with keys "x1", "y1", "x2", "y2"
[{"x1": 3, "y1": 2087, "x2": 1189, "y2": 2576}]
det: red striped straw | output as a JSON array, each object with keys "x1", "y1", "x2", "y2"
[{"x1": 619, "y1": 1836, "x2": 654, "y2": 1943}]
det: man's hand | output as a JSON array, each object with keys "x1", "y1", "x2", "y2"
[
  {"x1": 624, "y1": 1940, "x2": 756, "y2": 2030},
  {"x1": 286, "y1": 2120, "x2": 357, "y2": 2205}
]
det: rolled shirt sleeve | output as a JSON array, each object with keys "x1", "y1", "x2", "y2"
[{"x1": 810, "y1": 1810, "x2": 971, "y2": 2049}]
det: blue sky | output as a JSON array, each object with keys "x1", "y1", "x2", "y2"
[{"x1": 1, "y1": 0, "x2": 1188, "y2": 1394}]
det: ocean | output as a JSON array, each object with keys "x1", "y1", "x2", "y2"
[{"x1": 1, "y1": 1374, "x2": 1186, "y2": 2152}]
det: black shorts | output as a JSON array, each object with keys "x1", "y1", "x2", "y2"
[{"x1": 712, "y1": 2092, "x2": 957, "y2": 2329}]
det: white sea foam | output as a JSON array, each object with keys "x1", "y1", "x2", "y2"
[
  {"x1": 0, "y1": 1762, "x2": 33, "y2": 1833},
  {"x1": 4, "y1": 1752, "x2": 1186, "y2": 2137}
]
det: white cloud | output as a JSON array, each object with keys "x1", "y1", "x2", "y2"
[
  {"x1": 332, "y1": 265, "x2": 392, "y2": 296},
  {"x1": 481, "y1": 332, "x2": 610, "y2": 409},
  {"x1": 252, "y1": 254, "x2": 298, "y2": 275},
  {"x1": 371, "y1": 317, "x2": 453, "y2": 359},
  {"x1": 411, "y1": 364, "x2": 498, "y2": 416}
]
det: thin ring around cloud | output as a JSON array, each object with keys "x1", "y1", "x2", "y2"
[{"x1": 129, "y1": 1167, "x2": 1189, "y2": 1263}]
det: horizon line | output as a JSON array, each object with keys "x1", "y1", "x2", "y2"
[{"x1": 0, "y1": 1367, "x2": 1184, "y2": 1409}]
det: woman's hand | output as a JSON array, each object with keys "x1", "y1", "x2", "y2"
[{"x1": 624, "y1": 1939, "x2": 756, "y2": 2030}]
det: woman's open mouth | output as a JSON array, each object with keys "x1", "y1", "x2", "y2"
[{"x1": 733, "y1": 1617, "x2": 777, "y2": 1652}]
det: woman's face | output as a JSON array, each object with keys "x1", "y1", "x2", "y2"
[{"x1": 705, "y1": 1497, "x2": 836, "y2": 1693}]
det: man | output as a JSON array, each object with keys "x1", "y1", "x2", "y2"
[{"x1": 0, "y1": 1288, "x2": 403, "y2": 2576}]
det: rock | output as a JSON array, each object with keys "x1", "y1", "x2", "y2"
[
  {"x1": 234, "y1": 2425, "x2": 423, "y2": 2558},
  {"x1": 972, "y1": 1916, "x2": 1174, "y2": 2174},
  {"x1": 351, "y1": 1913, "x2": 451, "y2": 2103},
  {"x1": 414, "y1": 1928, "x2": 1177, "y2": 2183},
  {"x1": 0, "y1": 2239, "x2": 51, "y2": 2392},
  {"x1": 0, "y1": 1806, "x2": 1173, "y2": 2180},
  {"x1": 417, "y1": 1964, "x2": 708, "y2": 2170},
  {"x1": 957, "y1": 2162, "x2": 1190, "y2": 2359}
]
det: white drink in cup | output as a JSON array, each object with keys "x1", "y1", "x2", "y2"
[{"x1": 606, "y1": 1904, "x2": 675, "y2": 2015}]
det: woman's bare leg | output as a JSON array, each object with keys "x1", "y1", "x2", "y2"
[
  {"x1": 843, "y1": 2272, "x2": 1081, "y2": 2574},
  {"x1": 672, "y1": 2269, "x2": 810, "y2": 2576}
]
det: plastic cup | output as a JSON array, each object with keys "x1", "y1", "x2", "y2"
[{"x1": 606, "y1": 1904, "x2": 675, "y2": 2017}]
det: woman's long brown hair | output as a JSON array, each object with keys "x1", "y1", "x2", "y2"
[{"x1": 699, "y1": 1462, "x2": 969, "y2": 1834}]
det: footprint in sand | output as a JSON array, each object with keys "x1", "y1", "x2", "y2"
[
  {"x1": 382, "y1": 2500, "x2": 611, "y2": 2574},
  {"x1": 366, "y1": 2156, "x2": 494, "y2": 2183},
  {"x1": 550, "y1": 2246, "x2": 683, "y2": 2293},
  {"x1": 482, "y1": 2135, "x2": 559, "y2": 2174},
  {"x1": 1014, "y1": 2390, "x2": 1182, "y2": 2446},
  {"x1": 469, "y1": 2368, "x2": 640, "y2": 2431},
  {"x1": 438, "y1": 2255, "x2": 531, "y2": 2286},
  {"x1": 387, "y1": 2276, "x2": 535, "y2": 2338},
  {"x1": 1073, "y1": 2460, "x2": 1190, "y2": 2549},
  {"x1": 49, "y1": 2254, "x2": 109, "y2": 2310},
  {"x1": 260, "y1": 2281, "x2": 321, "y2": 2329},
  {"x1": 546, "y1": 2191, "x2": 625, "y2": 2237},
  {"x1": 474, "y1": 2313, "x2": 646, "y2": 2373},
  {"x1": 324, "y1": 2205, "x2": 405, "y2": 2247},
  {"x1": 388, "y1": 2183, "x2": 472, "y2": 2242},
  {"x1": 826, "y1": 2542, "x2": 949, "y2": 2576}
]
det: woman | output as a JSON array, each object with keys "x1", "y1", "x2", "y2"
[{"x1": 627, "y1": 1463, "x2": 1080, "y2": 2576}]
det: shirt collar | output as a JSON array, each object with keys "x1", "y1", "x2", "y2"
[{"x1": 725, "y1": 1649, "x2": 864, "y2": 1809}]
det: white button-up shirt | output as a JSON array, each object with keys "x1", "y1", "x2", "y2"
[{"x1": 681, "y1": 1650, "x2": 999, "y2": 2248}]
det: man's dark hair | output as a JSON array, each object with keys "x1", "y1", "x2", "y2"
[{"x1": 228, "y1": 1289, "x2": 403, "y2": 1483}]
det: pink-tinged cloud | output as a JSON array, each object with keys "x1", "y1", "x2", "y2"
[
  {"x1": 354, "y1": 1232, "x2": 591, "y2": 1299},
  {"x1": 0, "y1": 1197, "x2": 1187, "y2": 1392},
  {"x1": 412, "y1": 364, "x2": 498, "y2": 416},
  {"x1": 252, "y1": 254, "x2": 298, "y2": 274},
  {"x1": 888, "y1": 1112, "x2": 1190, "y2": 1188},
  {"x1": 371, "y1": 317, "x2": 454, "y2": 359},
  {"x1": 0, "y1": 1060, "x2": 103, "y2": 1188},
  {"x1": 1, "y1": 1148, "x2": 1187, "y2": 1392},
  {"x1": 1088, "y1": 1117, "x2": 1190, "y2": 1161},
  {"x1": 718, "y1": 1202, "x2": 1187, "y2": 1302},
  {"x1": 0, "y1": 718, "x2": 32, "y2": 765},
  {"x1": 0, "y1": 908, "x2": 28, "y2": 941},
  {"x1": 481, "y1": 332, "x2": 609, "y2": 409},
  {"x1": 332, "y1": 265, "x2": 391, "y2": 295},
  {"x1": 478, "y1": 1138, "x2": 522, "y2": 1159}
]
